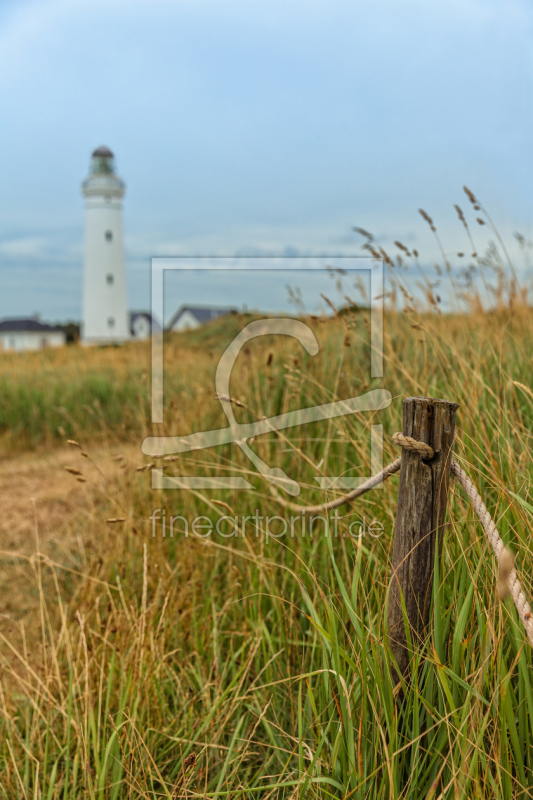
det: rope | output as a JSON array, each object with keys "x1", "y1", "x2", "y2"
[
  {"x1": 270, "y1": 430, "x2": 533, "y2": 648},
  {"x1": 269, "y1": 458, "x2": 401, "y2": 513},
  {"x1": 272, "y1": 432, "x2": 424, "y2": 513},
  {"x1": 395, "y1": 433, "x2": 533, "y2": 646},
  {"x1": 392, "y1": 431, "x2": 434, "y2": 459},
  {"x1": 450, "y1": 460, "x2": 533, "y2": 648}
]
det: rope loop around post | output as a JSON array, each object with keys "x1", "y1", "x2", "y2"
[
  {"x1": 392, "y1": 431, "x2": 435, "y2": 459},
  {"x1": 270, "y1": 422, "x2": 533, "y2": 650}
]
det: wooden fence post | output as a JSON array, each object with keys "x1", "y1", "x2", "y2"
[{"x1": 387, "y1": 396, "x2": 459, "y2": 677}]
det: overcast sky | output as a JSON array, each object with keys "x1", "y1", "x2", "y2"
[{"x1": 0, "y1": 0, "x2": 531, "y2": 320}]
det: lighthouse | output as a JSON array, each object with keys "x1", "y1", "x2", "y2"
[{"x1": 81, "y1": 146, "x2": 130, "y2": 344}]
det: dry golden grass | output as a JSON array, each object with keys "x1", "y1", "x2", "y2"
[{"x1": 2, "y1": 228, "x2": 533, "y2": 796}]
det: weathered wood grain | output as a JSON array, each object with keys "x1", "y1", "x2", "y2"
[{"x1": 387, "y1": 396, "x2": 459, "y2": 677}]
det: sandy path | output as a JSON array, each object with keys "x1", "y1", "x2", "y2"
[{"x1": 0, "y1": 442, "x2": 138, "y2": 651}]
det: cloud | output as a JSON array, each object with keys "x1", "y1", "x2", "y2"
[
  {"x1": 0, "y1": 0, "x2": 531, "y2": 320},
  {"x1": 0, "y1": 233, "x2": 81, "y2": 262},
  {"x1": 0, "y1": 236, "x2": 51, "y2": 258}
]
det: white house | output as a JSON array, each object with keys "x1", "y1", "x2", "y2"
[
  {"x1": 130, "y1": 311, "x2": 160, "y2": 340},
  {"x1": 167, "y1": 306, "x2": 237, "y2": 332},
  {"x1": 0, "y1": 319, "x2": 66, "y2": 352}
]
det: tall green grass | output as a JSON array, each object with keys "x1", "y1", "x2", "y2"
[{"x1": 2, "y1": 224, "x2": 533, "y2": 796}]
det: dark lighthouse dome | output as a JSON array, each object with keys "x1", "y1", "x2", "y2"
[{"x1": 92, "y1": 145, "x2": 114, "y2": 158}]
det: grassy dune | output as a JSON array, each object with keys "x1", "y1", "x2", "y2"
[{"x1": 1, "y1": 274, "x2": 533, "y2": 796}]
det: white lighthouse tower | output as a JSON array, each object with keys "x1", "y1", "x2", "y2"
[{"x1": 81, "y1": 146, "x2": 130, "y2": 344}]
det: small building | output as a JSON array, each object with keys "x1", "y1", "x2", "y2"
[
  {"x1": 0, "y1": 318, "x2": 66, "y2": 352},
  {"x1": 130, "y1": 311, "x2": 160, "y2": 340},
  {"x1": 167, "y1": 306, "x2": 237, "y2": 332}
]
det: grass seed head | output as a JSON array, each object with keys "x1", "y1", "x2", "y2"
[
  {"x1": 64, "y1": 466, "x2": 82, "y2": 476},
  {"x1": 497, "y1": 548, "x2": 515, "y2": 600},
  {"x1": 463, "y1": 185, "x2": 476, "y2": 203}
]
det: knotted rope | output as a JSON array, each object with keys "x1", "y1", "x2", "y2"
[
  {"x1": 271, "y1": 430, "x2": 533, "y2": 647},
  {"x1": 392, "y1": 431, "x2": 434, "y2": 459}
]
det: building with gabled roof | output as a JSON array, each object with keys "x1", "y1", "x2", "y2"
[
  {"x1": 130, "y1": 311, "x2": 161, "y2": 340},
  {"x1": 0, "y1": 318, "x2": 66, "y2": 351},
  {"x1": 167, "y1": 306, "x2": 237, "y2": 332}
]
